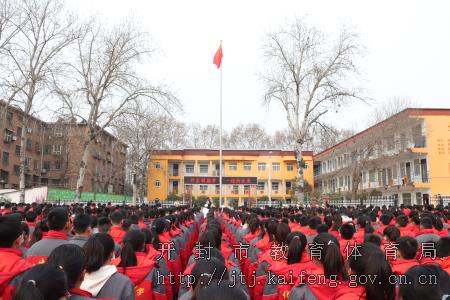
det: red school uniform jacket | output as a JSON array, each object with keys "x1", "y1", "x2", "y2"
[
  {"x1": 0, "y1": 248, "x2": 32, "y2": 300},
  {"x1": 391, "y1": 259, "x2": 419, "y2": 275},
  {"x1": 116, "y1": 253, "x2": 166, "y2": 300},
  {"x1": 25, "y1": 230, "x2": 68, "y2": 265},
  {"x1": 110, "y1": 226, "x2": 126, "y2": 244}
]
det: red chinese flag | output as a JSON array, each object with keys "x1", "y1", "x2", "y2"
[{"x1": 213, "y1": 44, "x2": 223, "y2": 68}]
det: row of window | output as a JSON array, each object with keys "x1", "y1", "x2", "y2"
[
  {"x1": 156, "y1": 161, "x2": 309, "y2": 173},
  {"x1": 155, "y1": 181, "x2": 292, "y2": 192},
  {"x1": 2, "y1": 153, "x2": 62, "y2": 172}
]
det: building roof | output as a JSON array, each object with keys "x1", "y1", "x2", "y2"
[
  {"x1": 152, "y1": 149, "x2": 313, "y2": 157},
  {"x1": 314, "y1": 108, "x2": 450, "y2": 159}
]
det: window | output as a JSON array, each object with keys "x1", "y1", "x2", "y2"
[
  {"x1": 185, "y1": 184, "x2": 193, "y2": 193},
  {"x1": 199, "y1": 164, "x2": 209, "y2": 174},
  {"x1": 154, "y1": 180, "x2": 161, "y2": 188},
  {"x1": 26, "y1": 139, "x2": 32, "y2": 150},
  {"x1": 53, "y1": 145, "x2": 62, "y2": 154},
  {"x1": 17, "y1": 127, "x2": 22, "y2": 137},
  {"x1": 271, "y1": 182, "x2": 279, "y2": 193},
  {"x1": 6, "y1": 111, "x2": 13, "y2": 124},
  {"x1": 228, "y1": 162, "x2": 237, "y2": 171},
  {"x1": 13, "y1": 165, "x2": 20, "y2": 175},
  {"x1": 2, "y1": 152, "x2": 9, "y2": 164},
  {"x1": 154, "y1": 162, "x2": 161, "y2": 169},
  {"x1": 185, "y1": 164, "x2": 194, "y2": 174},
  {"x1": 287, "y1": 163, "x2": 294, "y2": 171},
  {"x1": 244, "y1": 162, "x2": 252, "y2": 171},
  {"x1": 199, "y1": 185, "x2": 208, "y2": 193},
  {"x1": 244, "y1": 185, "x2": 250, "y2": 194},
  {"x1": 55, "y1": 161, "x2": 61, "y2": 170},
  {"x1": 369, "y1": 170, "x2": 376, "y2": 182},
  {"x1": 44, "y1": 145, "x2": 52, "y2": 155},
  {"x1": 35, "y1": 142, "x2": 41, "y2": 153},
  {"x1": 25, "y1": 158, "x2": 30, "y2": 167},
  {"x1": 15, "y1": 145, "x2": 21, "y2": 156},
  {"x1": 304, "y1": 162, "x2": 309, "y2": 170},
  {"x1": 257, "y1": 182, "x2": 265, "y2": 191},
  {"x1": 33, "y1": 160, "x2": 39, "y2": 170},
  {"x1": 258, "y1": 163, "x2": 266, "y2": 171},
  {"x1": 3, "y1": 129, "x2": 13, "y2": 143},
  {"x1": 232, "y1": 185, "x2": 239, "y2": 194},
  {"x1": 272, "y1": 163, "x2": 280, "y2": 171},
  {"x1": 42, "y1": 161, "x2": 51, "y2": 171}
]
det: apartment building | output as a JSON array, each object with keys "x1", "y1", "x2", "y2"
[
  {"x1": 147, "y1": 149, "x2": 314, "y2": 206},
  {"x1": 313, "y1": 108, "x2": 450, "y2": 205},
  {"x1": 0, "y1": 101, "x2": 127, "y2": 194}
]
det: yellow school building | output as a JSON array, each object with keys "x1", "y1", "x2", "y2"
[{"x1": 147, "y1": 149, "x2": 314, "y2": 206}]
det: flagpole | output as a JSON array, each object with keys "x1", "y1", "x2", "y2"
[{"x1": 219, "y1": 40, "x2": 223, "y2": 209}]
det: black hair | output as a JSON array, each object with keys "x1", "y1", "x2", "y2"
[
  {"x1": 396, "y1": 215, "x2": 408, "y2": 227},
  {"x1": 316, "y1": 224, "x2": 329, "y2": 234},
  {"x1": 198, "y1": 229, "x2": 219, "y2": 249},
  {"x1": 399, "y1": 265, "x2": 450, "y2": 300},
  {"x1": 380, "y1": 214, "x2": 392, "y2": 225},
  {"x1": 348, "y1": 243, "x2": 395, "y2": 300},
  {"x1": 0, "y1": 215, "x2": 23, "y2": 247},
  {"x1": 396, "y1": 236, "x2": 418, "y2": 260},
  {"x1": 13, "y1": 264, "x2": 67, "y2": 300},
  {"x1": 275, "y1": 222, "x2": 290, "y2": 245},
  {"x1": 121, "y1": 219, "x2": 132, "y2": 231},
  {"x1": 29, "y1": 220, "x2": 49, "y2": 247},
  {"x1": 339, "y1": 223, "x2": 355, "y2": 240},
  {"x1": 97, "y1": 217, "x2": 112, "y2": 233},
  {"x1": 118, "y1": 230, "x2": 145, "y2": 273},
  {"x1": 197, "y1": 280, "x2": 247, "y2": 300},
  {"x1": 308, "y1": 216, "x2": 322, "y2": 229},
  {"x1": 383, "y1": 226, "x2": 400, "y2": 242},
  {"x1": 420, "y1": 217, "x2": 433, "y2": 229},
  {"x1": 47, "y1": 207, "x2": 68, "y2": 231},
  {"x1": 191, "y1": 258, "x2": 229, "y2": 300},
  {"x1": 437, "y1": 237, "x2": 450, "y2": 258},
  {"x1": 248, "y1": 218, "x2": 260, "y2": 234},
  {"x1": 312, "y1": 233, "x2": 347, "y2": 280},
  {"x1": 151, "y1": 218, "x2": 168, "y2": 250},
  {"x1": 266, "y1": 219, "x2": 278, "y2": 242},
  {"x1": 83, "y1": 233, "x2": 115, "y2": 273},
  {"x1": 25, "y1": 211, "x2": 37, "y2": 222},
  {"x1": 364, "y1": 234, "x2": 382, "y2": 247},
  {"x1": 110, "y1": 211, "x2": 124, "y2": 225},
  {"x1": 286, "y1": 231, "x2": 307, "y2": 265},
  {"x1": 48, "y1": 244, "x2": 85, "y2": 289},
  {"x1": 142, "y1": 228, "x2": 153, "y2": 245},
  {"x1": 73, "y1": 214, "x2": 91, "y2": 234}
]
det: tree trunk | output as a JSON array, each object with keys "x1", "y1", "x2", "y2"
[
  {"x1": 294, "y1": 143, "x2": 305, "y2": 205},
  {"x1": 75, "y1": 141, "x2": 91, "y2": 201},
  {"x1": 351, "y1": 169, "x2": 361, "y2": 201},
  {"x1": 132, "y1": 172, "x2": 138, "y2": 205},
  {"x1": 19, "y1": 123, "x2": 27, "y2": 203}
]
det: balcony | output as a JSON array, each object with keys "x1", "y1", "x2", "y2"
[{"x1": 413, "y1": 136, "x2": 426, "y2": 148}]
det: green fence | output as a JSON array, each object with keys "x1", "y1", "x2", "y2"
[{"x1": 47, "y1": 188, "x2": 131, "y2": 203}]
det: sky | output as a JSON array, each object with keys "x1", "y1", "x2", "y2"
[{"x1": 69, "y1": 0, "x2": 450, "y2": 134}]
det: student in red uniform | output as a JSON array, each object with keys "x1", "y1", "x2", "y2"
[
  {"x1": 81, "y1": 233, "x2": 134, "y2": 300},
  {"x1": 391, "y1": 236, "x2": 419, "y2": 275},
  {"x1": 396, "y1": 214, "x2": 415, "y2": 237},
  {"x1": 288, "y1": 233, "x2": 348, "y2": 300},
  {"x1": 26, "y1": 207, "x2": 70, "y2": 264},
  {"x1": 135, "y1": 211, "x2": 147, "y2": 230},
  {"x1": 399, "y1": 265, "x2": 450, "y2": 300},
  {"x1": 375, "y1": 213, "x2": 393, "y2": 235},
  {"x1": 0, "y1": 215, "x2": 32, "y2": 300},
  {"x1": 109, "y1": 211, "x2": 126, "y2": 244},
  {"x1": 334, "y1": 243, "x2": 396, "y2": 300},
  {"x1": 115, "y1": 230, "x2": 166, "y2": 300},
  {"x1": 437, "y1": 237, "x2": 450, "y2": 274},
  {"x1": 47, "y1": 244, "x2": 96, "y2": 300},
  {"x1": 339, "y1": 223, "x2": 356, "y2": 259}
]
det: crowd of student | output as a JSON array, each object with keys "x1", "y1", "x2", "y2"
[{"x1": 0, "y1": 201, "x2": 449, "y2": 300}]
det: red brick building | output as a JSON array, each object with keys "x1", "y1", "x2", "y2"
[{"x1": 0, "y1": 101, "x2": 126, "y2": 194}]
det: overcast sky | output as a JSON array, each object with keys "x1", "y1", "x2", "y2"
[{"x1": 70, "y1": 0, "x2": 450, "y2": 133}]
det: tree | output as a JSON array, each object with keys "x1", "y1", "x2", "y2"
[
  {"x1": 261, "y1": 18, "x2": 364, "y2": 204},
  {"x1": 226, "y1": 123, "x2": 271, "y2": 149},
  {"x1": 114, "y1": 102, "x2": 180, "y2": 204},
  {"x1": 1, "y1": 0, "x2": 77, "y2": 202},
  {"x1": 57, "y1": 20, "x2": 179, "y2": 201}
]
